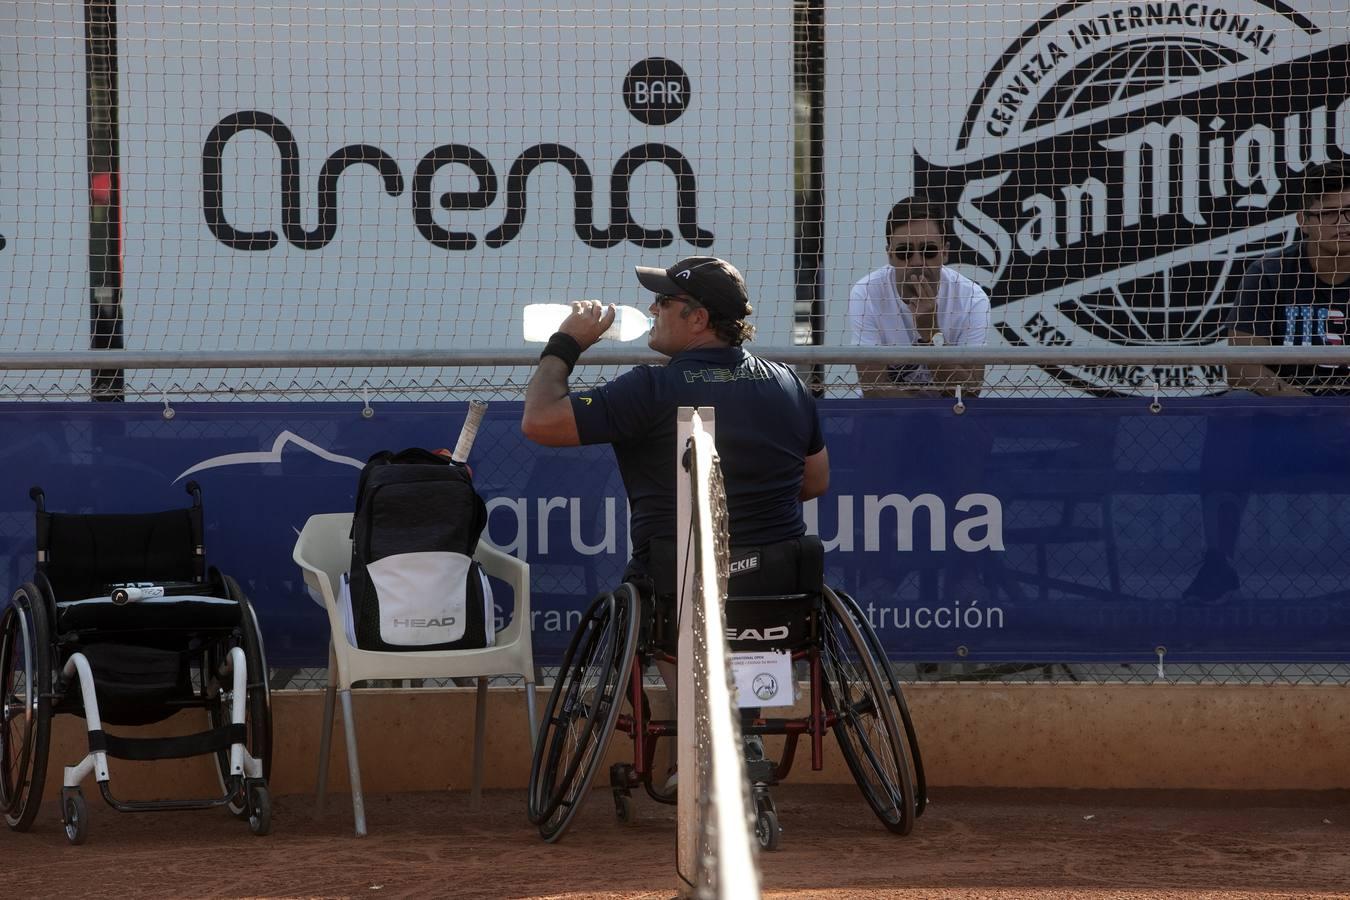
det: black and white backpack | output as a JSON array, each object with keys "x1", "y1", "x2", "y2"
[{"x1": 348, "y1": 448, "x2": 493, "y2": 651}]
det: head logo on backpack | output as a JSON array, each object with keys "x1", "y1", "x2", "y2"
[{"x1": 348, "y1": 448, "x2": 493, "y2": 651}]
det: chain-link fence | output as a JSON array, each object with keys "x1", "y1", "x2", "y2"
[{"x1": 7, "y1": 351, "x2": 1350, "y2": 686}]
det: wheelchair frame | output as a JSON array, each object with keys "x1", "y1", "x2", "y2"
[
  {"x1": 526, "y1": 580, "x2": 926, "y2": 848},
  {"x1": 0, "y1": 482, "x2": 273, "y2": 844}
]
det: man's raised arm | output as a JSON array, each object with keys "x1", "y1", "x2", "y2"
[{"x1": 520, "y1": 301, "x2": 615, "y2": 446}]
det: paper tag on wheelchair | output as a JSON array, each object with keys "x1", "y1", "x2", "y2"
[{"x1": 730, "y1": 651, "x2": 794, "y2": 708}]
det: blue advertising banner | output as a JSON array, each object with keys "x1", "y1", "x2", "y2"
[{"x1": 2, "y1": 397, "x2": 1348, "y2": 665}]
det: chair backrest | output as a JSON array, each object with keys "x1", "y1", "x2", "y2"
[
  {"x1": 292, "y1": 512, "x2": 354, "y2": 603},
  {"x1": 38, "y1": 508, "x2": 204, "y2": 601},
  {"x1": 726, "y1": 537, "x2": 824, "y2": 598}
]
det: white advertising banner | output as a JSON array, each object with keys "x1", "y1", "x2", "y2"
[
  {"x1": 119, "y1": 1, "x2": 795, "y2": 359},
  {"x1": 1, "y1": 2, "x2": 88, "y2": 355},
  {"x1": 825, "y1": 1, "x2": 1350, "y2": 395}
]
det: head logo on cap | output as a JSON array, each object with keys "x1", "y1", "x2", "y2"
[{"x1": 634, "y1": 256, "x2": 752, "y2": 323}]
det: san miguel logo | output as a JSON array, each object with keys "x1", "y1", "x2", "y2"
[{"x1": 915, "y1": 1, "x2": 1349, "y2": 394}]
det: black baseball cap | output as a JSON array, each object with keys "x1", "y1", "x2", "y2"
[{"x1": 634, "y1": 256, "x2": 753, "y2": 322}]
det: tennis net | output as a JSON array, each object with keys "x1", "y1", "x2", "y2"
[{"x1": 674, "y1": 408, "x2": 761, "y2": 900}]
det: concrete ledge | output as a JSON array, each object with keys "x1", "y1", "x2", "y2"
[{"x1": 38, "y1": 682, "x2": 1350, "y2": 801}]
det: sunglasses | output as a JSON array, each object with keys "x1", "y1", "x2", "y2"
[
  {"x1": 655, "y1": 294, "x2": 701, "y2": 309},
  {"x1": 888, "y1": 243, "x2": 944, "y2": 261},
  {"x1": 1307, "y1": 207, "x2": 1350, "y2": 224}
]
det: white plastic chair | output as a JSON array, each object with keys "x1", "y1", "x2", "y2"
[{"x1": 293, "y1": 512, "x2": 538, "y2": 836}]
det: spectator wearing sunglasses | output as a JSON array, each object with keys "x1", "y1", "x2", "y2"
[
  {"x1": 1228, "y1": 160, "x2": 1350, "y2": 396},
  {"x1": 1182, "y1": 161, "x2": 1350, "y2": 605},
  {"x1": 848, "y1": 195, "x2": 991, "y2": 397}
]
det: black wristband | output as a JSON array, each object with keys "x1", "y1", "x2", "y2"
[{"x1": 540, "y1": 332, "x2": 583, "y2": 374}]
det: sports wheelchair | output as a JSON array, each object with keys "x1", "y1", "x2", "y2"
[
  {"x1": 0, "y1": 483, "x2": 272, "y2": 844},
  {"x1": 527, "y1": 536, "x2": 926, "y2": 848}
]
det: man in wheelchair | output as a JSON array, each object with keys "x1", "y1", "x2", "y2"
[
  {"x1": 521, "y1": 255, "x2": 827, "y2": 703},
  {"x1": 520, "y1": 257, "x2": 923, "y2": 847}
]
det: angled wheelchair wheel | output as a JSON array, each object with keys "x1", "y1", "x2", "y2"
[
  {"x1": 62, "y1": 788, "x2": 89, "y2": 845},
  {"x1": 527, "y1": 584, "x2": 640, "y2": 842},
  {"x1": 246, "y1": 779, "x2": 272, "y2": 836},
  {"x1": 205, "y1": 577, "x2": 273, "y2": 819},
  {"x1": 820, "y1": 587, "x2": 917, "y2": 836},
  {"x1": 753, "y1": 788, "x2": 782, "y2": 851},
  {"x1": 829, "y1": 587, "x2": 927, "y2": 818},
  {"x1": 1, "y1": 585, "x2": 53, "y2": 832}
]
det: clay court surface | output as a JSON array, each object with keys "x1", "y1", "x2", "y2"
[{"x1": 7, "y1": 786, "x2": 1350, "y2": 899}]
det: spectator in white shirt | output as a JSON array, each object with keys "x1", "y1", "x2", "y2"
[{"x1": 848, "y1": 196, "x2": 992, "y2": 397}]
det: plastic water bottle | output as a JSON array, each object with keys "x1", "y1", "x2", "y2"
[{"x1": 522, "y1": 303, "x2": 652, "y2": 342}]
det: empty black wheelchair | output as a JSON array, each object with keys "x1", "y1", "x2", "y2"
[
  {"x1": 0, "y1": 483, "x2": 272, "y2": 844},
  {"x1": 526, "y1": 536, "x2": 925, "y2": 848}
]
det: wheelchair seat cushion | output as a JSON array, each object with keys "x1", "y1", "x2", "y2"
[{"x1": 57, "y1": 594, "x2": 243, "y2": 635}]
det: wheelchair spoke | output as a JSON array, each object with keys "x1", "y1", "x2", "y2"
[
  {"x1": 819, "y1": 589, "x2": 916, "y2": 835},
  {"x1": 831, "y1": 588, "x2": 927, "y2": 817},
  {"x1": 527, "y1": 586, "x2": 639, "y2": 841},
  {"x1": 567, "y1": 684, "x2": 618, "y2": 784},
  {"x1": 553, "y1": 620, "x2": 617, "y2": 778},
  {"x1": 2, "y1": 591, "x2": 52, "y2": 831},
  {"x1": 203, "y1": 586, "x2": 273, "y2": 821},
  {"x1": 838, "y1": 705, "x2": 903, "y2": 807},
  {"x1": 838, "y1": 693, "x2": 879, "y2": 720},
  {"x1": 1, "y1": 609, "x2": 33, "y2": 813}
]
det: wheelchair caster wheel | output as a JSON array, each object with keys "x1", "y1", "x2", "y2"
[
  {"x1": 62, "y1": 790, "x2": 89, "y2": 846},
  {"x1": 754, "y1": 808, "x2": 781, "y2": 851},
  {"x1": 613, "y1": 790, "x2": 636, "y2": 825},
  {"x1": 246, "y1": 782, "x2": 272, "y2": 836},
  {"x1": 610, "y1": 762, "x2": 636, "y2": 789}
]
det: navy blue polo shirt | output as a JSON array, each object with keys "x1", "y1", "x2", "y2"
[
  {"x1": 1230, "y1": 243, "x2": 1350, "y2": 394},
  {"x1": 570, "y1": 346, "x2": 824, "y2": 558}
]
